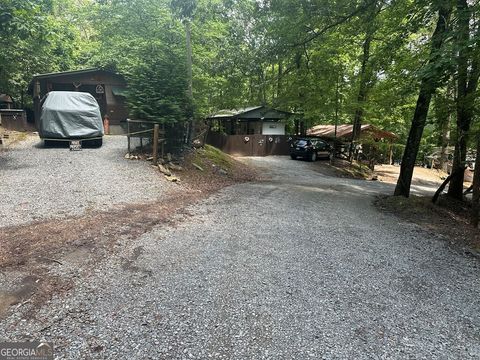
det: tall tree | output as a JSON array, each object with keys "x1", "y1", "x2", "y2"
[
  {"x1": 91, "y1": 0, "x2": 190, "y2": 125},
  {"x1": 433, "y1": 83, "x2": 454, "y2": 172},
  {"x1": 394, "y1": 1, "x2": 453, "y2": 197},
  {"x1": 447, "y1": 0, "x2": 480, "y2": 199},
  {"x1": 0, "y1": 0, "x2": 81, "y2": 104},
  {"x1": 351, "y1": 0, "x2": 381, "y2": 142},
  {"x1": 471, "y1": 133, "x2": 480, "y2": 227},
  {"x1": 171, "y1": 0, "x2": 197, "y2": 143}
]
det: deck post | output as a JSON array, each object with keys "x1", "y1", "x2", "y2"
[
  {"x1": 153, "y1": 124, "x2": 159, "y2": 165},
  {"x1": 127, "y1": 119, "x2": 131, "y2": 154}
]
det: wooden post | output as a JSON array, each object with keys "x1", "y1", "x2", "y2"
[
  {"x1": 153, "y1": 123, "x2": 159, "y2": 165},
  {"x1": 103, "y1": 115, "x2": 110, "y2": 135},
  {"x1": 161, "y1": 124, "x2": 165, "y2": 158},
  {"x1": 389, "y1": 141, "x2": 394, "y2": 165},
  {"x1": 127, "y1": 119, "x2": 131, "y2": 154}
]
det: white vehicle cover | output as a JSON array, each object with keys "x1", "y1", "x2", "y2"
[{"x1": 39, "y1": 91, "x2": 104, "y2": 139}]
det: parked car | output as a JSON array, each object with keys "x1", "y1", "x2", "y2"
[
  {"x1": 290, "y1": 138, "x2": 332, "y2": 161},
  {"x1": 39, "y1": 91, "x2": 104, "y2": 147}
]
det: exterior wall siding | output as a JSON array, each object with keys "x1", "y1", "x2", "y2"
[
  {"x1": 206, "y1": 132, "x2": 293, "y2": 156},
  {"x1": 0, "y1": 110, "x2": 31, "y2": 131},
  {"x1": 262, "y1": 122, "x2": 285, "y2": 135}
]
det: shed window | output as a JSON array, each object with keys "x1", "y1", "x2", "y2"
[{"x1": 112, "y1": 86, "x2": 127, "y2": 97}]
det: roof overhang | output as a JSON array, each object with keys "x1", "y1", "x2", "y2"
[
  {"x1": 207, "y1": 105, "x2": 294, "y2": 121},
  {"x1": 0, "y1": 94, "x2": 13, "y2": 103},
  {"x1": 28, "y1": 68, "x2": 125, "y2": 94}
]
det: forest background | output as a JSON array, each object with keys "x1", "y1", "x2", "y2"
[{"x1": 1, "y1": 0, "x2": 479, "y2": 208}]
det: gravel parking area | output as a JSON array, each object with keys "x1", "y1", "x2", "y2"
[
  {"x1": 1, "y1": 156, "x2": 479, "y2": 359},
  {"x1": 0, "y1": 135, "x2": 175, "y2": 228}
]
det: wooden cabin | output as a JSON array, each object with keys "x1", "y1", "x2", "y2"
[{"x1": 206, "y1": 106, "x2": 295, "y2": 156}]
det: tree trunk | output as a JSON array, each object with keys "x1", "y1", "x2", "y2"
[
  {"x1": 394, "y1": 3, "x2": 453, "y2": 197},
  {"x1": 335, "y1": 71, "x2": 341, "y2": 141},
  {"x1": 439, "y1": 113, "x2": 450, "y2": 172},
  {"x1": 471, "y1": 134, "x2": 480, "y2": 227},
  {"x1": 351, "y1": 32, "x2": 372, "y2": 142},
  {"x1": 277, "y1": 60, "x2": 283, "y2": 100},
  {"x1": 394, "y1": 90, "x2": 435, "y2": 196},
  {"x1": 435, "y1": 86, "x2": 452, "y2": 172},
  {"x1": 185, "y1": 20, "x2": 195, "y2": 144},
  {"x1": 261, "y1": 69, "x2": 266, "y2": 104},
  {"x1": 432, "y1": 166, "x2": 465, "y2": 204},
  {"x1": 448, "y1": 0, "x2": 469, "y2": 198},
  {"x1": 448, "y1": 0, "x2": 480, "y2": 198},
  {"x1": 350, "y1": 1, "x2": 380, "y2": 163}
]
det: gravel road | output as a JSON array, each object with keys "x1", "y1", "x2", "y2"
[
  {"x1": 0, "y1": 135, "x2": 174, "y2": 228},
  {"x1": 2, "y1": 156, "x2": 480, "y2": 359}
]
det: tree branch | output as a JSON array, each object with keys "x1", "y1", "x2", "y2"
[{"x1": 291, "y1": 0, "x2": 379, "y2": 48}]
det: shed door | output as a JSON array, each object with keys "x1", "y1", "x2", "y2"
[{"x1": 79, "y1": 84, "x2": 107, "y2": 118}]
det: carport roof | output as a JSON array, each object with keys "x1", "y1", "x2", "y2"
[{"x1": 307, "y1": 124, "x2": 397, "y2": 140}]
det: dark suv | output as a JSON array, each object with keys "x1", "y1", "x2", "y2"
[{"x1": 290, "y1": 138, "x2": 332, "y2": 161}]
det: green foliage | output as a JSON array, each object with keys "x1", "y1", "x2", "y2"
[
  {"x1": 1, "y1": 0, "x2": 478, "y2": 153},
  {"x1": 362, "y1": 140, "x2": 405, "y2": 165},
  {"x1": 194, "y1": 144, "x2": 233, "y2": 170},
  {"x1": 88, "y1": 0, "x2": 191, "y2": 124},
  {"x1": 0, "y1": 0, "x2": 83, "y2": 105}
]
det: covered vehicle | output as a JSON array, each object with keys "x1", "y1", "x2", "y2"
[{"x1": 39, "y1": 91, "x2": 104, "y2": 146}]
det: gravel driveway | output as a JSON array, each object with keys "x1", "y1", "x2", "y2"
[
  {"x1": 0, "y1": 135, "x2": 174, "y2": 228},
  {"x1": 2, "y1": 156, "x2": 479, "y2": 359}
]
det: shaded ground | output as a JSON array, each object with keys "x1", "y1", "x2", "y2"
[
  {"x1": 316, "y1": 160, "x2": 454, "y2": 187},
  {"x1": 2, "y1": 155, "x2": 478, "y2": 359},
  {"x1": 304, "y1": 158, "x2": 445, "y2": 196},
  {"x1": 314, "y1": 158, "x2": 374, "y2": 180},
  {"x1": 1, "y1": 152, "x2": 479, "y2": 359},
  {"x1": 370, "y1": 165, "x2": 479, "y2": 256},
  {"x1": 375, "y1": 195, "x2": 480, "y2": 255},
  {"x1": 313, "y1": 159, "x2": 479, "y2": 255}
]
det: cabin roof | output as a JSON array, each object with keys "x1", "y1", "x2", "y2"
[
  {"x1": 207, "y1": 105, "x2": 293, "y2": 121},
  {"x1": 31, "y1": 68, "x2": 120, "y2": 80},
  {"x1": 0, "y1": 94, "x2": 13, "y2": 103}
]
